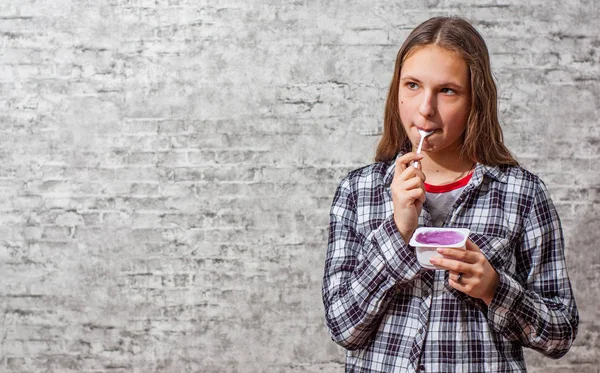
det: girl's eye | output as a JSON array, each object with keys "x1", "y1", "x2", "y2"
[
  {"x1": 441, "y1": 88, "x2": 456, "y2": 95},
  {"x1": 407, "y1": 82, "x2": 419, "y2": 90}
]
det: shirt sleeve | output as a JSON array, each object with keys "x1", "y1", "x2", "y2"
[
  {"x1": 486, "y1": 180, "x2": 579, "y2": 358},
  {"x1": 321, "y1": 175, "x2": 423, "y2": 350}
]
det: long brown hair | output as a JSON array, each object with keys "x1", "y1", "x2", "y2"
[{"x1": 375, "y1": 16, "x2": 518, "y2": 167}]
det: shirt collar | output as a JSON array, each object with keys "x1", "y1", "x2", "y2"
[
  {"x1": 471, "y1": 163, "x2": 509, "y2": 186},
  {"x1": 383, "y1": 153, "x2": 509, "y2": 188},
  {"x1": 383, "y1": 156, "x2": 397, "y2": 187}
]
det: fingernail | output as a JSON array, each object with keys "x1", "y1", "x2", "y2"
[
  {"x1": 430, "y1": 258, "x2": 439, "y2": 264},
  {"x1": 437, "y1": 248, "x2": 445, "y2": 254}
]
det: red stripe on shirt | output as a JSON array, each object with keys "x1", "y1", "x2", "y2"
[{"x1": 424, "y1": 171, "x2": 473, "y2": 193}]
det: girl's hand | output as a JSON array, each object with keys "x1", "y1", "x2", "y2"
[
  {"x1": 430, "y1": 240, "x2": 499, "y2": 305},
  {"x1": 390, "y1": 152, "x2": 426, "y2": 244}
]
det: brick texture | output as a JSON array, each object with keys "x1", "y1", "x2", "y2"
[{"x1": 0, "y1": 0, "x2": 598, "y2": 372}]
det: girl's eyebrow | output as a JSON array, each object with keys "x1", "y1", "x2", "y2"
[
  {"x1": 400, "y1": 75, "x2": 465, "y2": 90},
  {"x1": 400, "y1": 75, "x2": 422, "y2": 83}
]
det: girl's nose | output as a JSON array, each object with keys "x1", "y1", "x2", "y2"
[{"x1": 418, "y1": 93, "x2": 435, "y2": 117}]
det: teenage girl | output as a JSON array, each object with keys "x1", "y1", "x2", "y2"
[{"x1": 322, "y1": 16, "x2": 578, "y2": 373}]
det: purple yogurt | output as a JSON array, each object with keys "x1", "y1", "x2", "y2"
[{"x1": 415, "y1": 230, "x2": 464, "y2": 246}]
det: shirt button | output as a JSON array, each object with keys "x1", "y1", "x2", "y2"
[{"x1": 417, "y1": 365, "x2": 426, "y2": 372}]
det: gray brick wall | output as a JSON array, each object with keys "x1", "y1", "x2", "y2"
[{"x1": 0, "y1": 0, "x2": 598, "y2": 372}]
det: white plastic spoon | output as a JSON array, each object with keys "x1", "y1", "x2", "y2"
[{"x1": 413, "y1": 129, "x2": 434, "y2": 168}]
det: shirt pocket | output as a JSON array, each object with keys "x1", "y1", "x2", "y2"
[{"x1": 469, "y1": 233, "x2": 514, "y2": 272}]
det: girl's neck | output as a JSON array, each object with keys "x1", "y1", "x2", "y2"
[{"x1": 419, "y1": 150, "x2": 475, "y2": 186}]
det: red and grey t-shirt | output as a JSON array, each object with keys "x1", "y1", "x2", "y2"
[{"x1": 425, "y1": 171, "x2": 474, "y2": 227}]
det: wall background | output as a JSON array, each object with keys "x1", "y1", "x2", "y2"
[{"x1": 0, "y1": 0, "x2": 598, "y2": 372}]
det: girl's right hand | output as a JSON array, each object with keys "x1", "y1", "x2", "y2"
[{"x1": 390, "y1": 152, "x2": 426, "y2": 244}]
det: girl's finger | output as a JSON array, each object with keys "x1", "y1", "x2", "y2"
[
  {"x1": 397, "y1": 166, "x2": 426, "y2": 184},
  {"x1": 465, "y1": 239, "x2": 482, "y2": 253},
  {"x1": 406, "y1": 188, "x2": 425, "y2": 201},
  {"x1": 396, "y1": 152, "x2": 424, "y2": 169},
  {"x1": 429, "y1": 256, "x2": 465, "y2": 273},
  {"x1": 449, "y1": 272, "x2": 467, "y2": 289},
  {"x1": 451, "y1": 272, "x2": 463, "y2": 284},
  {"x1": 437, "y1": 247, "x2": 476, "y2": 263},
  {"x1": 399, "y1": 176, "x2": 424, "y2": 190}
]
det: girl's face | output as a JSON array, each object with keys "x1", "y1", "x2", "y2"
[{"x1": 398, "y1": 45, "x2": 471, "y2": 155}]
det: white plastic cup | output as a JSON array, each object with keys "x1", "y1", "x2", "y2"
[{"x1": 409, "y1": 227, "x2": 470, "y2": 269}]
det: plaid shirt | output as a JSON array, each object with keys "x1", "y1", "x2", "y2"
[{"x1": 322, "y1": 157, "x2": 579, "y2": 373}]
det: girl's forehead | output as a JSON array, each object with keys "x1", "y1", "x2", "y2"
[
  {"x1": 402, "y1": 44, "x2": 465, "y2": 65},
  {"x1": 400, "y1": 45, "x2": 469, "y2": 83}
]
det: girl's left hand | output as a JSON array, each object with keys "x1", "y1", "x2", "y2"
[{"x1": 430, "y1": 239, "x2": 499, "y2": 305}]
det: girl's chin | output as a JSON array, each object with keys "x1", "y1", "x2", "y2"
[{"x1": 414, "y1": 140, "x2": 435, "y2": 150}]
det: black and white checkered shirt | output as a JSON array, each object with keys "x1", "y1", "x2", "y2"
[{"x1": 322, "y1": 156, "x2": 579, "y2": 372}]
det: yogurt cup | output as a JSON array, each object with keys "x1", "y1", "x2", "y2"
[{"x1": 409, "y1": 227, "x2": 470, "y2": 269}]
